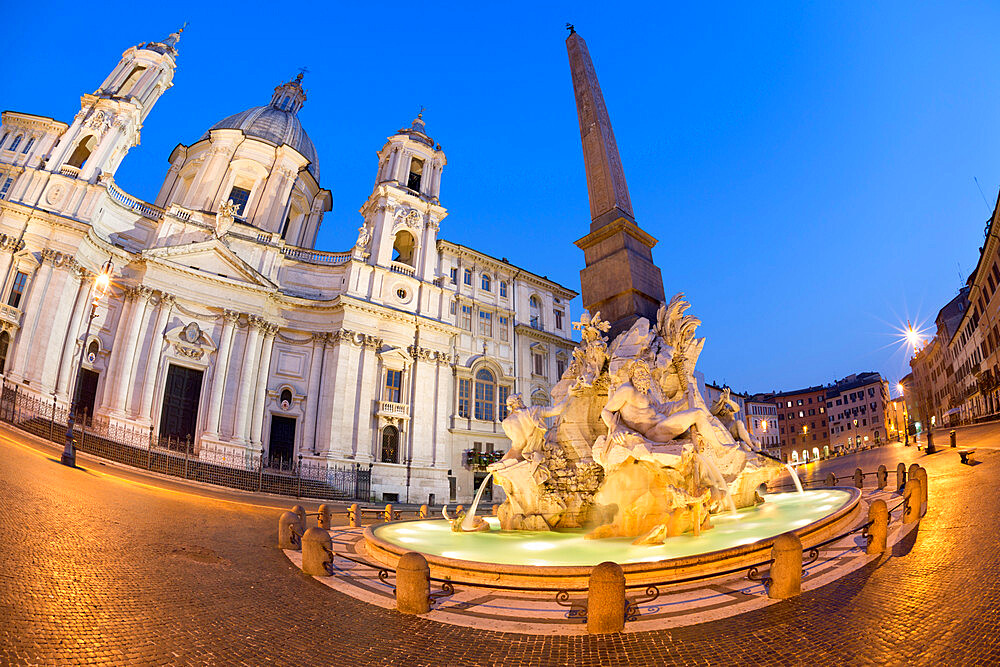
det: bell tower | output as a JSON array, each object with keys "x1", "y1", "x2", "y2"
[
  {"x1": 45, "y1": 26, "x2": 184, "y2": 182},
  {"x1": 358, "y1": 113, "x2": 448, "y2": 284}
]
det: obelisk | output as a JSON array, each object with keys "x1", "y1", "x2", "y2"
[{"x1": 567, "y1": 27, "x2": 665, "y2": 338}]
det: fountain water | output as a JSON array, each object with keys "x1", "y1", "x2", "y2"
[
  {"x1": 784, "y1": 463, "x2": 804, "y2": 494},
  {"x1": 460, "y1": 475, "x2": 493, "y2": 531}
]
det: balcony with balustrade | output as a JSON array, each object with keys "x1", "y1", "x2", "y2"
[
  {"x1": 375, "y1": 400, "x2": 409, "y2": 420},
  {"x1": 0, "y1": 303, "x2": 20, "y2": 329}
]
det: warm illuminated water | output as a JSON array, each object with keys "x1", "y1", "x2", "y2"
[{"x1": 371, "y1": 490, "x2": 852, "y2": 567}]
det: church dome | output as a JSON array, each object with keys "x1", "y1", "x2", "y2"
[{"x1": 202, "y1": 74, "x2": 320, "y2": 180}]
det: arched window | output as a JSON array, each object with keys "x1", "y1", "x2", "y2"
[
  {"x1": 280, "y1": 96, "x2": 290, "y2": 110},
  {"x1": 392, "y1": 230, "x2": 416, "y2": 266},
  {"x1": 0, "y1": 133, "x2": 8, "y2": 149},
  {"x1": 8, "y1": 136, "x2": 22, "y2": 152},
  {"x1": 407, "y1": 157, "x2": 424, "y2": 191},
  {"x1": 529, "y1": 296, "x2": 542, "y2": 329},
  {"x1": 381, "y1": 426, "x2": 399, "y2": 463},
  {"x1": 66, "y1": 136, "x2": 96, "y2": 169},
  {"x1": 531, "y1": 390, "x2": 549, "y2": 407},
  {"x1": 474, "y1": 369, "x2": 496, "y2": 421},
  {"x1": 802, "y1": 449, "x2": 809, "y2": 462},
  {"x1": 791, "y1": 450, "x2": 799, "y2": 463},
  {"x1": 812, "y1": 447, "x2": 820, "y2": 460},
  {"x1": 279, "y1": 388, "x2": 293, "y2": 409},
  {"x1": 119, "y1": 66, "x2": 147, "y2": 97},
  {"x1": 0, "y1": 330, "x2": 9, "y2": 374},
  {"x1": 21, "y1": 137, "x2": 34, "y2": 154},
  {"x1": 823, "y1": 445, "x2": 830, "y2": 458},
  {"x1": 481, "y1": 274, "x2": 491, "y2": 291}
]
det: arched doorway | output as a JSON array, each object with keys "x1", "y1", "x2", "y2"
[{"x1": 381, "y1": 425, "x2": 399, "y2": 463}]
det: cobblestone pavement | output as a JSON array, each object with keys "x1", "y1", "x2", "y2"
[{"x1": 1, "y1": 426, "x2": 998, "y2": 666}]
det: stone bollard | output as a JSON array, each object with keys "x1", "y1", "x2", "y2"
[
  {"x1": 896, "y1": 463, "x2": 907, "y2": 491},
  {"x1": 291, "y1": 504, "x2": 307, "y2": 528},
  {"x1": 492, "y1": 504, "x2": 499, "y2": 516},
  {"x1": 769, "y1": 533, "x2": 802, "y2": 599},
  {"x1": 903, "y1": 478, "x2": 922, "y2": 524},
  {"x1": 587, "y1": 561, "x2": 625, "y2": 634},
  {"x1": 349, "y1": 503, "x2": 359, "y2": 528},
  {"x1": 950, "y1": 430, "x2": 957, "y2": 448},
  {"x1": 278, "y1": 511, "x2": 302, "y2": 550},
  {"x1": 318, "y1": 504, "x2": 332, "y2": 530},
  {"x1": 419, "y1": 504, "x2": 428, "y2": 519},
  {"x1": 396, "y1": 552, "x2": 431, "y2": 614},
  {"x1": 302, "y1": 527, "x2": 333, "y2": 576},
  {"x1": 926, "y1": 431, "x2": 936, "y2": 454},
  {"x1": 908, "y1": 463, "x2": 919, "y2": 488},
  {"x1": 867, "y1": 499, "x2": 888, "y2": 555},
  {"x1": 853, "y1": 468, "x2": 864, "y2": 489},
  {"x1": 384, "y1": 504, "x2": 393, "y2": 522},
  {"x1": 876, "y1": 465, "x2": 887, "y2": 490},
  {"x1": 825, "y1": 472, "x2": 837, "y2": 487},
  {"x1": 914, "y1": 467, "x2": 928, "y2": 515}
]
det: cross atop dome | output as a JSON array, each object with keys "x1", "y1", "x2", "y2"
[
  {"x1": 142, "y1": 22, "x2": 187, "y2": 55},
  {"x1": 270, "y1": 73, "x2": 307, "y2": 114}
]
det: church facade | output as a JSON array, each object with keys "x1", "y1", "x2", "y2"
[{"x1": 0, "y1": 29, "x2": 576, "y2": 504}]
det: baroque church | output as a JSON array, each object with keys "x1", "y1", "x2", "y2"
[{"x1": 0, "y1": 28, "x2": 577, "y2": 503}]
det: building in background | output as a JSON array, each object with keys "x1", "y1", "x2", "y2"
[
  {"x1": 825, "y1": 373, "x2": 890, "y2": 454},
  {"x1": 771, "y1": 386, "x2": 830, "y2": 463},
  {"x1": 0, "y1": 30, "x2": 577, "y2": 505},
  {"x1": 744, "y1": 394, "x2": 780, "y2": 457},
  {"x1": 910, "y1": 288, "x2": 968, "y2": 429}
]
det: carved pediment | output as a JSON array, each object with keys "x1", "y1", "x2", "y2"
[{"x1": 143, "y1": 239, "x2": 276, "y2": 289}]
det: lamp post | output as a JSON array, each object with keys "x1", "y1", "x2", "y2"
[
  {"x1": 897, "y1": 382, "x2": 909, "y2": 446},
  {"x1": 61, "y1": 260, "x2": 114, "y2": 467}
]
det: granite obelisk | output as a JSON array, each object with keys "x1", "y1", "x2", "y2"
[{"x1": 567, "y1": 27, "x2": 665, "y2": 338}]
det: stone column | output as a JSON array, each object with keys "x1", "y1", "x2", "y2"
[
  {"x1": 137, "y1": 294, "x2": 174, "y2": 421},
  {"x1": 100, "y1": 289, "x2": 137, "y2": 410},
  {"x1": 42, "y1": 265, "x2": 87, "y2": 393},
  {"x1": 122, "y1": 288, "x2": 156, "y2": 414},
  {"x1": 302, "y1": 333, "x2": 326, "y2": 454},
  {"x1": 7, "y1": 253, "x2": 52, "y2": 381},
  {"x1": 108, "y1": 286, "x2": 151, "y2": 414},
  {"x1": 232, "y1": 316, "x2": 263, "y2": 444},
  {"x1": 54, "y1": 267, "x2": 92, "y2": 398},
  {"x1": 203, "y1": 310, "x2": 239, "y2": 437},
  {"x1": 249, "y1": 322, "x2": 278, "y2": 448}
]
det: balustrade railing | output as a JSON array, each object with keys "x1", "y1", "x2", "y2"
[
  {"x1": 105, "y1": 180, "x2": 164, "y2": 220},
  {"x1": 389, "y1": 261, "x2": 416, "y2": 277},
  {"x1": 281, "y1": 246, "x2": 353, "y2": 266}
]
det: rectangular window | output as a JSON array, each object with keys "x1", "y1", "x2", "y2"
[
  {"x1": 464, "y1": 269, "x2": 472, "y2": 286},
  {"x1": 474, "y1": 377, "x2": 495, "y2": 421},
  {"x1": 0, "y1": 177, "x2": 12, "y2": 200},
  {"x1": 532, "y1": 352, "x2": 544, "y2": 376},
  {"x1": 7, "y1": 271, "x2": 27, "y2": 308},
  {"x1": 498, "y1": 385, "x2": 510, "y2": 419},
  {"x1": 227, "y1": 186, "x2": 251, "y2": 217},
  {"x1": 450, "y1": 267, "x2": 458, "y2": 284},
  {"x1": 556, "y1": 357, "x2": 566, "y2": 378},
  {"x1": 554, "y1": 309, "x2": 564, "y2": 330},
  {"x1": 479, "y1": 310, "x2": 493, "y2": 337},
  {"x1": 498, "y1": 316, "x2": 509, "y2": 341},
  {"x1": 499, "y1": 282, "x2": 508, "y2": 298},
  {"x1": 450, "y1": 300, "x2": 456, "y2": 315},
  {"x1": 461, "y1": 305, "x2": 472, "y2": 330},
  {"x1": 458, "y1": 378, "x2": 471, "y2": 418},
  {"x1": 384, "y1": 369, "x2": 402, "y2": 403}
]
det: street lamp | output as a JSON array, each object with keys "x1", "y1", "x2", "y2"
[
  {"x1": 897, "y1": 382, "x2": 909, "y2": 446},
  {"x1": 61, "y1": 259, "x2": 114, "y2": 467}
]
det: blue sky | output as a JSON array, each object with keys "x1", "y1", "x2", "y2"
[{"x1": 3, "y1": 1, "x2": 999, "y2": 394}]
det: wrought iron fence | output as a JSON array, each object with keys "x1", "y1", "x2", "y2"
[{"x1": 0, "y1": 380, "x2": 373, "y2": 501}]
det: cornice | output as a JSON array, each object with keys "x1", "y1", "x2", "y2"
[{"x1": 513, "y1": 323, "x2": 576, "y2": 348}]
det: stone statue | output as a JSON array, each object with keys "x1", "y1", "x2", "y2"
[
  {"x1": 602, "y1": 359, "x2": 718, "y2": 448},
  {"x1": 494, "y1": 393, "x2": 567, "y2": 466},
  {"x1": 710, "y1": 387, "x2": 758, "y2": 449}
]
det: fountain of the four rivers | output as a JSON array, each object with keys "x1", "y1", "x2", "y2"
[{"x1": 360, "y1": 29, "x2": 862, "y2": 588}]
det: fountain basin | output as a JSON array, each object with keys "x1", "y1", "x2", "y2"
[{"x1": 362, "y1": 488, "x2": 861, "y2": 589}]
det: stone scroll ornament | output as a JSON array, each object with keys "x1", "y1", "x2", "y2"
[{"x1": 484, "y1": 293, "x2": 781, "y2": 543}]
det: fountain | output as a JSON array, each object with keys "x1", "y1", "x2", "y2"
[{"x1": 364, "y1": 295, "x2": 862, "y2": 588}]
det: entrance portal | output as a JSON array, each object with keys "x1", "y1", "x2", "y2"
[
  {"x1": 159, "y1": 364, "x2": 203, "y2": 446},
  {"x1": 73, "y1": 369, "x2": 100, "y2": 420},
  {"x1": 268, "y1": 415, "x2": 296, "y2": 466}
]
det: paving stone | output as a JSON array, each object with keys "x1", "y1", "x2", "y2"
[{"x1": 0, "y1": 429, "x2": 997, "y2": 665}]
